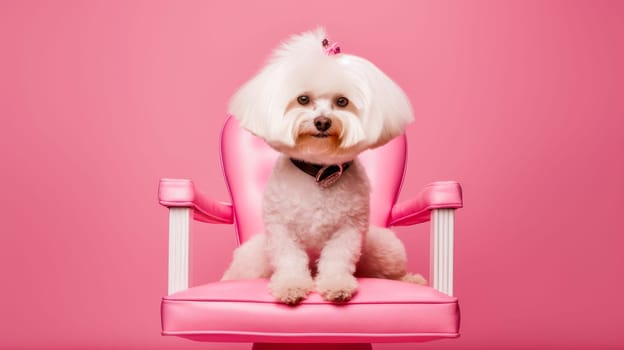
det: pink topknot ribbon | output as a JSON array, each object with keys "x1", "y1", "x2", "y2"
[{"x1": 322, "y1": 38, "x2": 341, "y2": 55}]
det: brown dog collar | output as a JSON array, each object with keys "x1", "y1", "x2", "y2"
[{"x1": 290, "y1": 158, "x2": 352, "y2": 188}]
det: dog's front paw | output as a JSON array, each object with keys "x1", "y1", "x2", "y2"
[
  {"x1": 269, "y1": 274, "x2": 314, "y2": 305},
  {"x1": 316, "y1": 274, "x2": 359, "y2": 303}
]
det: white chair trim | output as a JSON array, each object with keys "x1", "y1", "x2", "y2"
[
  {"x1": 430, "y1": 209, "x2": 455, "y2": 296},
  {"x1": 168, "y1": 207, "x2": 191, "y2": 295}
]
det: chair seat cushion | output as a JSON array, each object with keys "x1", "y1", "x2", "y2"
[{"x1": 161, "y1": 278, "x2": 460, "y2": 343}]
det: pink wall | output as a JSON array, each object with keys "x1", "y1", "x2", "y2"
[{"x1": 1, "y1": 1, "x2": 623, "y2": 349}]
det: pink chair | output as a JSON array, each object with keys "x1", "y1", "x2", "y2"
[{"x1": 158, "y1": 116, "x2": 463, "y2": 350}]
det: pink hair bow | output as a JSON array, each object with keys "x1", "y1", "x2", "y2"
[{"x1": 322, "y1": 38, "x2": 341, "y2": 55}]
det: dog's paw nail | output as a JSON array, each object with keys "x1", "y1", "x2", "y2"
[
  {"x1": 329, "y1": 290, "x2": 354, "y2": 303},
  {"x1": 316, "y1": 275, "x2": 358, "y2": 303},
  {"x1": 275, "y1": 288, "x2": 309, "y2": 304},
  {"x1": 284, "y1": 295, "x2": 305, "y2": 305},
  {"x1": 269, "y1": 277, "x2": 314, "y2": 305}
]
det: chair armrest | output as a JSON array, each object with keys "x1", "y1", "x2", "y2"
[
  {"x1": 389, "y1": 181, "x2": 463, "y2": 226},
  {"x1": 158, "y1": 178, "x2": 233, "y2": 224}
]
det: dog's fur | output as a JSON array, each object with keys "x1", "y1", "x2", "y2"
[{"x1": 221, "y1": 28, "x2": 425, "y2": 304}]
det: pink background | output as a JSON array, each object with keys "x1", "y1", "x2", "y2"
[{"x1": 1, "y1": 0, "x2": 623, "y2": 349}]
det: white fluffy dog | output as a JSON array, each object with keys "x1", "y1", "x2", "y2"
[{"x1": 222, "y1": 28, "x2": 425, "y2": 304}]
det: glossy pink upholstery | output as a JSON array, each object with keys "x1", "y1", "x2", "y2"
[
  {"x1": 390, "y1": 181, "x2": 463, "y2": 226},
  {"x1": 162, "y1": 278, "x2": 459, "y2": 343},
  {"x1": 159, "y1": 116, "x2": 463, "y2": 345},
  {"x1": 159, "y1": 178, "x2": 233, "y2": 224}
]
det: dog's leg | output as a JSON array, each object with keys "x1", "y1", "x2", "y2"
[
  {"x1": 356, "y1": 226, "x2": 426, "y2": 285},
  {"x1": 315, "y1": 226, "x2": 362, "y2": 302},
  {"x1": 266, "y1": 225, "x2": 315, "y2": 304},
  {"x1": 221, "y1": 233, "x2": 272, "y2": 281}
]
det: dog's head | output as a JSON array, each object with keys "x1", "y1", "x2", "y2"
[{"x1": 229, "y1": 28, "x2": 413, "y2": 164}]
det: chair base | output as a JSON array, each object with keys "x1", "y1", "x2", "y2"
[{"x1": 252, "y1": 343, "x2": 372, "y2": 350}]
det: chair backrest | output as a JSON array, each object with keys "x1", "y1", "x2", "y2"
[{"x1": 220, "y1": 116, "x2": 407, "y2": 245}]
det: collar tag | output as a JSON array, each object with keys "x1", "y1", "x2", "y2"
[
  {"x1": 290, "y1": 158, "x2": 352, "y2": 188},
  {"x1": 315, "y1": 164, "x2": 344, "y2": 188}
]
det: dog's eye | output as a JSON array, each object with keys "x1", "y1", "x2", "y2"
[
  {"x1": 335, "y1": 97, "x2": 349, "y2": 107},
  {"x1": 297, "y1": 95, "x2": 310, "y2": 105}
]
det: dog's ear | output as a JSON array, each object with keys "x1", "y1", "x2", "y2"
[
  {"x1": 229, "y1": 62, "x2": 304, "y2": 147},
  {"x1": 228, "y1": 65, "x2": 278, "y2": 141},
  {"x1": 229, "y1": 29, "x2": 328, "y2": 146},
  {"x1": 338, "y1": 55, "x2": 414, "y2": 148}
]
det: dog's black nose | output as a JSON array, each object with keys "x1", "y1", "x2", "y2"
[{"x1": 314, "y1": 116, "x2": 332, "y2": 132}]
